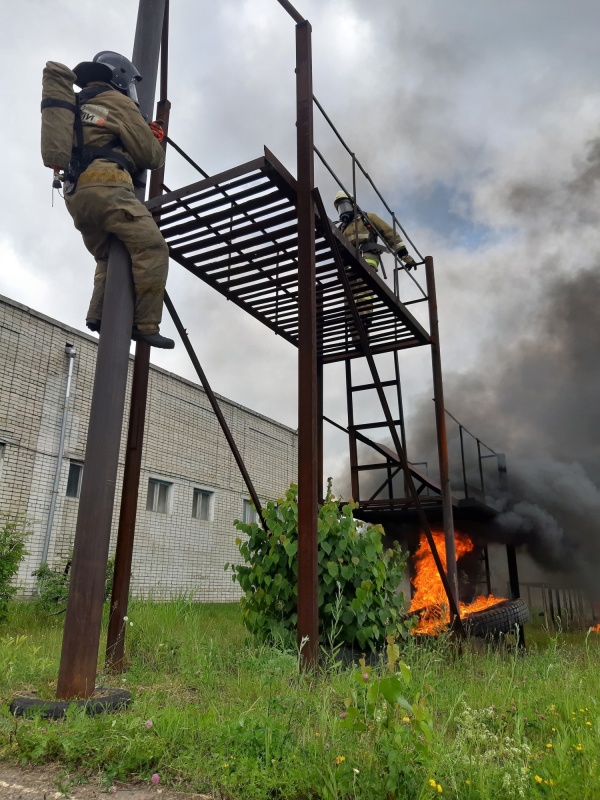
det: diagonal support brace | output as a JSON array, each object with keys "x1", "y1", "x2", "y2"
[{"x1": 163, "y1": 292, "x2": 267, "y2": 535}]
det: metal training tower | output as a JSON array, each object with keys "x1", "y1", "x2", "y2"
[{"x1": 57, "y1": 0, "x2": 467, "y2": 698}]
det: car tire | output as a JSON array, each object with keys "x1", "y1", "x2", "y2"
[
  {"x1": 10, "y1": 688, "x2": 131, "y2": 719},
  {"x1": 463, "y1": 598, "x2": 530, "y2": 637}
]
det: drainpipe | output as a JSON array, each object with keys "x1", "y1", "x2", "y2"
[{"x1": 40, "y1": 343, "x2": 77, "y2": 566}]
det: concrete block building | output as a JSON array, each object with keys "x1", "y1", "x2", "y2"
[{"x1": 0, "y1": 294, "x2": 297, "y2": 601}]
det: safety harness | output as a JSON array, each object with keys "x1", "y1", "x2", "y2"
[
  {"x1": 41, "y1": 86, "x2": 135, "y2": 193},
  {"x1": 340, "y1": 213, "x2": 385, "y2": 263}
]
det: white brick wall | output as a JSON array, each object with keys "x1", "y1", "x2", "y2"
[{"x1": 0, "y1": 294, "x2": 297, "y2": 601}]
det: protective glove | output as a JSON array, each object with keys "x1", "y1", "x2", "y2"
[{"x1": 149, "y1": 121, "x2": 165, "y2": 143}]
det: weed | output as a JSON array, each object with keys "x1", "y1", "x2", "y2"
[
  {"x1": 0, "y1": 604, "x2": 598, "y2": 799},
  {"x1": 0, "y1": 513, "x2": 31, "y2": 623}
]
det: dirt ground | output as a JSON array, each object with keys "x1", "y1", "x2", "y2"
[{"x1": 0, "y1": 764, "x2": 214, "y2": 799}]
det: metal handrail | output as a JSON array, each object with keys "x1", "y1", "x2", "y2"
[
  {"x1": 313, "y1": 95, "x2": 423, "y2": 262},
  {"x1": 312, "y1": 94, "x2": 430, "y2": 309},
  {"x1": 443, "y1": 407, "x2": 505, "y2": 501}
]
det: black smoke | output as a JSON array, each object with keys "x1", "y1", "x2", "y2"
[
  {"x1": 334, "y1": 130, "x2": 600, "y2": 593},
  {"x1": 408, "y1": 134, "x2": 600, "y2": 590}
]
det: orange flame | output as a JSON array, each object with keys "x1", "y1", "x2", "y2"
[
  {"x1": 408, "y1": 530, "x2": 506, "y2": 634},
  {"x1": 592, "y1": 623, "x2": 600, "y2": 633}
]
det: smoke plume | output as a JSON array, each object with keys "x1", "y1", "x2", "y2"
[{"x1": 407, "y1": 132, "x2": 600, "y2": 590}]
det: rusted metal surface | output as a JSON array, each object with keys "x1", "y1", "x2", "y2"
[
  {"x1": 106, "y1": 4, "x2": 171, "y2": 673},
  {"x1": 105, "y1": 340, "x2": 150, "y2": 672},
  {"x1": 506, "y1": 544, "x2": 525, "y2": 646},
  {"x1": 56, "y1": 238, "x2": 135, "y2": 699},
  {"x1": 146, "y1": 150, "x2": 429, "y2": 362},
  {"x1": 277, "y1": 0, "x2": 305, "y2": 23},
  {"x1": 295, "y1": 19, "x2": 319, "y2": 669},
  {"x1": 345, "y1": 361, "x2": 359, "y2": 501},
  {"x1": 56, "y1": 0, "x2": 167, "y2": 699},
  {"x1": 317, "y1": 358, "x2": 324, "y2": 504},
  {"x1": 425, "y1": 256, "x2": 459, "y2": 610}
]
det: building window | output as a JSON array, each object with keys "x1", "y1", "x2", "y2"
[
  {"x1": 192, "y1": 488, "x2": 213, "y2": 521},
  {"x1": 146, "y1": 478, "x2": 172, "y2": 514},
  {"x1": 66, "y1": 461, "x2": 83, "y2": 498},
  {"x1": 243, "y1": 498, "x2": 258, "y2": 525}
]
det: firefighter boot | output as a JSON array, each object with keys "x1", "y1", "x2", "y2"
[{"x1": 131, "y1": 327, "x2": 175, "y2": 349}]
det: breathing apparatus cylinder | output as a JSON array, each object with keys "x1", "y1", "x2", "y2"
[{"x1": 40, "y1": 61, "x2": 78, "y2": 170}]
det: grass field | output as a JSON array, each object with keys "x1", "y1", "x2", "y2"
[{"x1": 0, "y1": 601, "x2": 598, "y2": 799}]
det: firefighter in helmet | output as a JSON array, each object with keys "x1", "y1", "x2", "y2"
[
  {"x1": 333, "y1": 191, "x2": 416, "y2": 332},
  {"x1": 66, "y1": 51, "x2": 173, "y2": 348},
  {"x1": 333, "y1": 191, "x2": 416, "y2": 272}
]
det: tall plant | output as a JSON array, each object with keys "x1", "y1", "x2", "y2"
[
  {"x1": 0, "y1": 513, "x2": 31, "y2": 622},
  {"x1": 228, "y1": 482, "x2": 410, "y2": 651}
]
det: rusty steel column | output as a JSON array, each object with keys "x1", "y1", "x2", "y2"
[
  {"x1": 295, "y1": 19, "x2": 319, "y2": 668},
  {"x1": 56, "y1": 0, "x2": 166, "y2": 699},
  {"x1": 317, "y1": 359, "x2": 324, "y2": 505},
  {"x1": 424, "y1": 256, "x2": 459, "y2": 610},
  {"x1": 345, "y1": 360, "x2": 360, "y2": 501},
  {"x1": 105, "y1": 341, "x2": 150, "y2": 671},
  {"x1": 106, "y1": 1, "x2": 170, "y2": 673}
]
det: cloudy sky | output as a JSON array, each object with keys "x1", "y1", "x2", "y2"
[{"x1": 3, "y1": 0, "x2": 600, "y2": 555}]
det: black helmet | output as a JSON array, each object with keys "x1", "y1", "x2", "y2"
[{"x1": 73, "y1": 51, "x2": 142, "y2": 103}]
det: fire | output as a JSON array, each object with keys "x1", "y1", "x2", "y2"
[
  {"x1": 592, "y1": 624, "x2": 600, "y2": 633},
  {"x1": 408, "y1": 530, "x2": 506, "y2": 634}
]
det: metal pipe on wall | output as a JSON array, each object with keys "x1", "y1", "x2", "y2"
[{"x1": 40, "y1": 344, "x2": 77, "y2": 567}]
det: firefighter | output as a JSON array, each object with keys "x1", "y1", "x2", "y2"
[
  {"x1": 66, "y1": 51, "x2": 173, "y2": 348},
  {"x1": 333, "y1": 191, "x2": 416, "y2": 272},
  {"x1": 333, "y1": 192, "x2": 416, "y2": 333}
]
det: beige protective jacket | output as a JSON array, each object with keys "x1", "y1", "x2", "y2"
[
  {"x1": 74, "y1": 81, "x2": 164, "y2": 189},
  {"x1": 340, "y1": 213, "x2": 405, "y2": 254}
]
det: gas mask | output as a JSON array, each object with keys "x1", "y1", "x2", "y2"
[{"x1": 336, "y1": 198, "x2": 355, "y2": 226}]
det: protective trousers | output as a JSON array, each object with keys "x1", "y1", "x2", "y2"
[{"x1": 66, "y1": 183, "x2": 169, "y2": 333}]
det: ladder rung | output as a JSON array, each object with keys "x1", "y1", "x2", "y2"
[
  {"x1": 353, "y1": 420, "x2": 402, "y2": 431},
  {"x1": 351, "y1": 379, "x2": 397, "y2": 392}
]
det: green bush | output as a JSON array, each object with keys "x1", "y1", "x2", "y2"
[
  {"x1": 228, "y1": 482, "x2": 409, "y2": 652},
  {"x1": 0, "y1": 512, "x2": 31, "y2": 622},
  {"x1": 32, "y1": 554, "x2": 115, "y2": 614}
]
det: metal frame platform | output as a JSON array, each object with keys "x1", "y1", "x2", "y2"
[{"x1": 146, "y1": 147, "x2": 430, "y2": 363}]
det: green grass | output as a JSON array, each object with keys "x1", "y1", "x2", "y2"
[{"x1": 1, "y1": 601, "x2": 599, "y2": 799}]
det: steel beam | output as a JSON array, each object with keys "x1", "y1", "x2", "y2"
[
  {"x1": 424, "y1": 256, "x2": 459, "y2": 612},
  {"x1": 56, "y1": 0, "x2": 166, "y2": 699},
  {"x1": 295, "y1": 19, "x2": 319, "y2": 668}
]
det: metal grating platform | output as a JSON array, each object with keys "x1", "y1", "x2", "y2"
[{"x1": 147, "y1": 147, "x2": 430, "y2": 363}]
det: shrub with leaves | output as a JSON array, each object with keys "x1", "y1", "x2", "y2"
[
  {"x1": 33, "y1": 554, "x2": 115, "y2": 614},
  {"x1": 228, "y1": 482, "x2": 409, "y2": 651},
  {"x1": 0, "y1": 512, "x2": 31, "y2": 622}
]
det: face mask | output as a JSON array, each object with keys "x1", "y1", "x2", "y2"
[
  {"x1": 336, "y1": 199, "x2": 354, "y2": 223},
  {"x1": 127, "y1": 80, "x2": 139, "y2": 105}
]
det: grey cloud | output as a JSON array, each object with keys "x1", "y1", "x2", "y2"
[{"x1": 4, "y1": 0, "x2": 600, "y2": 514}]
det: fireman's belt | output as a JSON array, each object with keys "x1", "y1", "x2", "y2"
[
  {"x1": 361, "y1": 242, "x2": 385, "y2": 254},
  {"x1": 77, "y1": 169, "x2": 133, "y2": 187}
]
